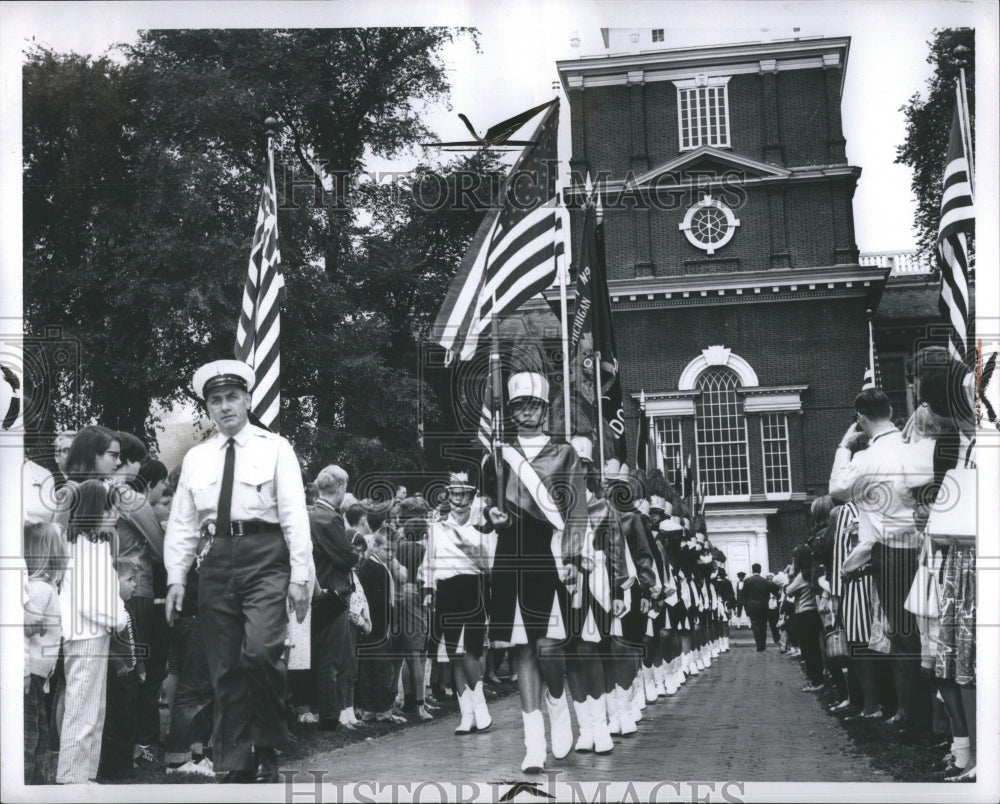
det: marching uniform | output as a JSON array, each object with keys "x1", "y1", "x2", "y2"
[{"x1": 164, "y1": 360, "x2": 311, "y2": 779}]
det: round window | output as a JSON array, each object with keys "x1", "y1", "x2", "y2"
[{"x1": 679, "y1": 195, "x2": 740, "y2": 255}]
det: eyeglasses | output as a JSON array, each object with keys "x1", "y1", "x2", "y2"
[{"x1": 103, "y1": 450, "x2": 121, "y2": 459}]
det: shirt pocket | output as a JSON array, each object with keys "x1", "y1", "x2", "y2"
[
  {"x1": 187, "y1": 467, "x2": 220, "y2": 519},
  {"x1": 238, "y1": 459, "x2": 276, "y2": 518}
]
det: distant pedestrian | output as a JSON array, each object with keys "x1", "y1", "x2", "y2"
[{"x1": 741, "y1": 564, "x2": 780, "y2": 652}]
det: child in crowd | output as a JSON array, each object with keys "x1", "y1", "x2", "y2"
[
  {"x1": 23, "y1": 522, "x2": 67, "y2": 784},
  {"x1": 98, "y1": 557, "x2": 141, "y2": 781},
  {"x1": 57, "y1": 480, "x2": 129, "y2": 785}
]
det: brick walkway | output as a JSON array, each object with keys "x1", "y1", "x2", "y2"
[{"x1": 287, "y1": 639, "x2": 877, "y2": 784}]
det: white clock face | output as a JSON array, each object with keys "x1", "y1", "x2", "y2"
[{"x1": 680, "y1": 195, "x2": 740, "y2": 255}]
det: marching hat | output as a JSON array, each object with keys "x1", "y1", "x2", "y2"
[
  {"x1": 649, "y1": 494, "x2": 667, "y2": 512},
  {"x1": 507, "y1": 372, "x2": 549, "y2": 405},
  {"x1": 446, "y1": 471, "x2": 476, "y2": 491},
  {"x1": 193, "y1": 360, "x2": 256, "y2": 401},
  {"x1": 658, "y1": 516, "x2": 683, "y2": 533}
]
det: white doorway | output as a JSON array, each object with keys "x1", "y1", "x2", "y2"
[{"x1": 705, "y1": 507, "x2": 776, "y2": 575}]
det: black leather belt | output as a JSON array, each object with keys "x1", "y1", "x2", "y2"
[{"x1": 225, "y1": 520, "x2": 281, "y2": 536}]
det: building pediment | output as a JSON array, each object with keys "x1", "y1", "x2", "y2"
[{"x1": 633, "y1": 146, "x2": 791, "y2": 186}]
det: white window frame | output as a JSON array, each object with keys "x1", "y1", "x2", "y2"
[
  {"x1": 759, "y1": 412, "x2": 792, "y2": 500},
  {"x1": 653, "y1": 417, "x2": 684, "y2": 487},
  {"x1": 694, "y1": 366, "x2": 751, "y2": 502},
  {"x1": 673, "y1": 75, "x2": 732, "y2": 150}
]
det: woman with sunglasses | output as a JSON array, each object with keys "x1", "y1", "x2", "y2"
[{"x1": 423, "y1": 470, "x2": 493, "y2": 735}]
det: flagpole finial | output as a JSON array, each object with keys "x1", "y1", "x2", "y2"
[{"x1": 264, "y1": 117, "x2": 281, "y2": 137}]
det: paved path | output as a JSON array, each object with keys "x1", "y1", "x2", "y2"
[{"x1": 287, "y1": 640, "x2": 878, "y2": 784}]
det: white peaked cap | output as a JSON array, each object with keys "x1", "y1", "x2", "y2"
[
  {"x1": 507, "y1": 372, "x2": 549, "y2": 404},
  {"x1": 193, "y1": 359, "x2": 256, "y2": 400}
]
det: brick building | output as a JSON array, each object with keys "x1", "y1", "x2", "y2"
[{"x1": 555, "y1": 34, "x2": 891, "y2": 574}]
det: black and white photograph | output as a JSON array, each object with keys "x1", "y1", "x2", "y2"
[{"x1": 1, "y1": 1, "x2": 998, "y2": 802}]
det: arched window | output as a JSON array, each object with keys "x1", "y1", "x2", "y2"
[{"x1": 696, "y1": 367, "x2": 750, "y2": 497}]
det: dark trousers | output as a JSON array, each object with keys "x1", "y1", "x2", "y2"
[
  {"x1": 199, "y1": 532, "x2": 291, "y2": 773},
  {"x1": 312, "y1": 605, "x2": 353, "y2": 721},
  {"x1": 871, "y1": 542, "x2": 931, "y2": 732},
  {"x1": 24, "y1": 675, "x2": 51, "y2": 784},
  {"x1": 127, "y1": 595, "x2": 170, "y2": 747},
  {"x1": 355, "y1": 639, "x2": 396, "y2": 715},
  {"x1": 164, "y1": 616, "x2": 214, "y2": 764},
  {"x1": 794, "y1": 610, "x2": 825, "y2": 686},
  {"x1": 766, "y1": 608, "x2": 781, "y2": 644},
  {"x1": 749, "y1": 614, "x2": 768, "y2": 650},
  {"x1": 98, "y1": 667, "x2": 139, "y2": 780}
]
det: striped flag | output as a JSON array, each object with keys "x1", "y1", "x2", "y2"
[
  {"x1": 861, "y1": 317, "x2": 882, "y2": 390},
  {"x1": 936, "y1": 95, "x2": 975, "y2": 364},
  {"x1": 235, "y1": 135, "x2": 284, "y2": 431},
  {"x1": 433, "y1": 99, "x2": 567, "y2": 364}
]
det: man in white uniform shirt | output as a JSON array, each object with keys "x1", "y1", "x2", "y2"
[
  {"x1": 164, "y1": 360, "x2": 311, "y2": 782},
  {"x1": 830, "y1": 387, "x2": 933, "y2": 744}
]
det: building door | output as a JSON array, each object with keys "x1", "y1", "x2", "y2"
[{"x1": 719, "y1": 539, "x2": 751, "y2": 580}]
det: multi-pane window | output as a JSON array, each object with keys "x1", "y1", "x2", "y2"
[
  {"x1": 655, "y1": 417, "x2": 683, "y2": 488},
  {"x1": 695, "y1": 367, "x2": 750, "y2": 496},
  {"x1": 880, "y1": 355, "x2": 909, "y2": 419},
  {"x1": 652, "y1": 29, "x2": 665, "y2": 43},
  {"x1": 676, "y1": 77, "x2": 731, "y2": 150},
  {"x1": 760, "y1": 413, "x2": 792, "y2": 495}
]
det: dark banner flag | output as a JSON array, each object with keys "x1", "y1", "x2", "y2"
[{"x1": 570, "y1": 202, "x2": 627, "y2": 466}]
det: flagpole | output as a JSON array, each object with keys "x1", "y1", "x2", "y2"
[
  {"x1": 557, "y1": 209, "x2": 572, "y2": 441},
  {"x1": 958, "y1": 69, "x2": 974, "y2": 199},
  {"x1": 490, "y1": 304, "x2": 505, "y2": 516}
]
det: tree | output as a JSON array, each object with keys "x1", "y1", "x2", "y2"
[
  {"x1": 23, "y1": 29, "x2": 491, "y2": 481},
  {"x1": 895, "y1": 28, "x2": 975, "y2": 256}
]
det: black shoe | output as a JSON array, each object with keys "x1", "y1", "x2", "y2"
[
  {"x1": 901, "y1": 730, "x2": 944, "y2": 749},
  {"x1": 219, "y1": 769, "x2": 256, "y2": 783},
  {"x1": 255, "y1": 747, "x2": 279, "y2": 783}
]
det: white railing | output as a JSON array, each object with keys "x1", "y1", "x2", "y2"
[{"x1": 859, "y1": 250, "x2": 933, "y2": 275}]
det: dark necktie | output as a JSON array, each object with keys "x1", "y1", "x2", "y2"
[{"x1": 216, "y1": 437, "x2": 235, "y2": 536}]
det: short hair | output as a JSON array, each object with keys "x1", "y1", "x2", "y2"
[
  {"x1": 116, "y1": 431, "x2": 148, "y2": 465},
  {"x1": 366, "y1": 504, "x2": 390, "y2": 532},
  {"x1": 132, "y1": 458, "x2": 168, "y2": 494},
  {"x1": 315, "y1": 465, "x2": 348, "y2": 493},
  {"x1": 351, "y1": 532, "x2": 368, "y2": 550},
  {"x1": 114, "y1": 555, "x2": 142, "y2": 578},
  {"x1": 344, "y1": 503, "x2": 367, "y2": 528},
  {"x1": 854, "y1": 388, "x2": 892, "y2": 420},
  {"x1": 54, "y1": 430, "x2": 76, "y2": 444},
  {"x1": 64, "y1": 425, "x2": 120, "y2": 482},
  {"x1": 751, "y1": 563, "x2": 761, "y2": 574},
  {"x1": 914, "y1": 347, "x2": 972, "y2": 422}
]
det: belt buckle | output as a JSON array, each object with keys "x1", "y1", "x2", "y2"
[{"x1": 231, "y1": 521, "x2": 245, "y2": 537}]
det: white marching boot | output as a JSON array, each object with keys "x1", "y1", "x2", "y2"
[
  {"x1": 573, "y1": 700, "x2": 595, "y2": 753},
  {"x1": 702, "y1": 645, "x2": 712, "y2": 668},
  {"x1": 471, "y1": 681, "x2": 492, "y2": 731},
  {"x1": 642, "y1": 666, "x2": 659, "y2": 702},
  {"x1": 545, "y1": 690, "x2": 574, "y2": 760},
  {"x1": 663, "y1": 664, "x2": 678, "y2": 696},
  {"x1": 455, "y1": 688, "x2": 475, "y2": 735},
  {"x1": 652, "y1": 663, "x2": 667, "y2": 697},
  {"x1": 521, "y1": 710, "x2": 547, "y2": 773},
  {"x1": 711, "y1": 640, "x2": 720, "y2": 658},
  {"x1": 630, "y1": 678, "x2": 644, "y2": 722},
  {"x1": 676, "y1": 657, "x2": 688, "y2": 685},
  {"x1": 590, "y1": 696, "x2": 615, "y2": 754},
  {"x1": 615, "y1": 686, "x2": 638, "y2": 735},
  {"x1": 690, "y1": 651, "x2": 703, "y2": 674},
  {"x1": 605, "y1": 690, "x2": 621, "y2": 735},
  {"x1": 723, "y1": 636, "x2": 730, "y2": 652}
]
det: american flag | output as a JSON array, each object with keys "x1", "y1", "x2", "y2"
[
  {"x1": 433, "y1": 99, "x2": 567, "y2": 364},
  {"x1": 936, "y1": 94, "x2": 975, "y2": 364},
  {"x1": 861, "y1": 317, "x2": 882, "y2": 390},
  {"x1": 234, "y1": 135, "x2": 284, "y2": 430}
]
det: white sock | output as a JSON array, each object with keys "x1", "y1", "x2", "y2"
[{"x1": 952, "y1": 736, "x2": 970, "y2": 767}]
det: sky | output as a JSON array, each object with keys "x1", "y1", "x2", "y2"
[{"x1": 2, "y1": 0, "x2": 997, "y2": 256}]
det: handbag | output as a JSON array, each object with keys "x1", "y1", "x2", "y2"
[
  {"x1": 904, "y1": 531, "x2": 941, "y2": 618},
  {"x1": 868, "y1": 586, "x2": 891, "y2": 654},
  {"x1": 825, "y1": 619, "x2": 850, "y2": 668}
]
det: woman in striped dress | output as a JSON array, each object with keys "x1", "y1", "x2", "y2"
[{"x1": 828, "y1": 501, "x2": 881, "y2": 718}]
